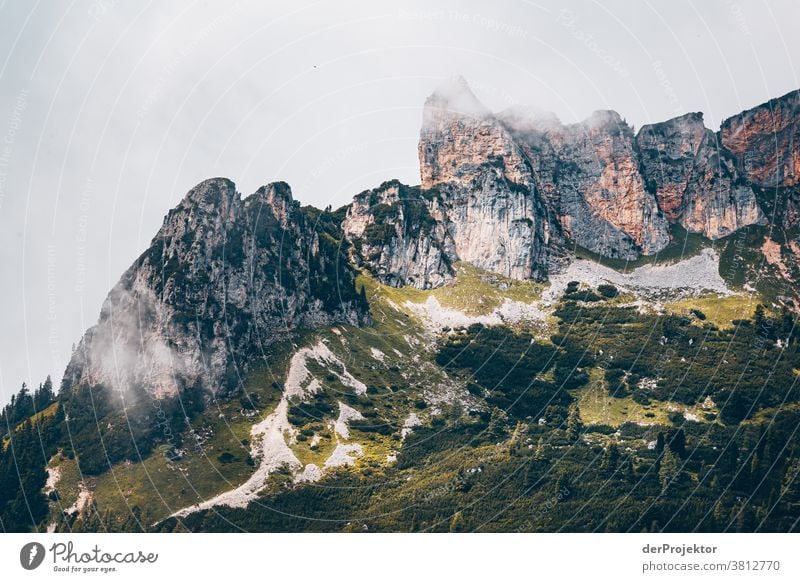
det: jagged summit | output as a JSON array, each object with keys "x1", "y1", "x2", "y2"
[
  {"x1": 579, "y1": 109, "x2": 627, "y2": 130},
  {"x1": 636, "y1": 110, "x2": 764, "y2": 236},
  {"x1": 351, "y1": 79, "x2": 797, "y2": 289},
  {"x1": 178, "y1": 177, "x2": 238, "y2": 211},
  {"x1": 423, "y1": 75, "x2": 490, "y2": 120},
  {"x1": 63, "y1": 177, "x2": 368, "y2": 400},
  {"x1": 251, "y1": 181, "x2": 295, "y2": 228},
  {"x1": 640, "y1": 110, "x2": 704, "y2": 129},
  {"x1": 17, "y1": 75, "x2": 800, "y2": 536},
  {"x1": 720, "y1": 88, "x2": 800, "y2": 188}
]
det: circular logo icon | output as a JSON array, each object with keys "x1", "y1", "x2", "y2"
[{"x1": 19, "y1": 542, "x2": 46, "y2": 570}]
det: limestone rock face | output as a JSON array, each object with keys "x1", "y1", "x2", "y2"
[
  {"x1": 502, "y1": 109, "x2": 670, "y2": 260},
  {"x1": 346, "y1": 78, "x2": 562, "y2": 288},
  {"x1": 342, "y1": 180, "x2": 455, "y2": 289},
  {"x1": 720, "y1": 90, "x2": 800, "y2": 188},
  {"x1": 341, "y1": 81, "x2": 800, "y2": 288},
  {"x1": 419, "y1": 78, "x2": 531, "y2": 189},
  {"x1": 417, "y1": 77, "x2": 558, "y2": 281},
  {"x1": 63, "y1": 178, "x2": 368, "y2": 398},
  {"x1": 637, "y1": 112, "x2": 765, "y2": 239}
]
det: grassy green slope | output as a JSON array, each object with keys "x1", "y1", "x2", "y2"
[{"x1": 51, "y1": 258, "x2": 800, "y2": 533}]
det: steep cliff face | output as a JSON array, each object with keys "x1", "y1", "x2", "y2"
[
  {"x1": 346, "y1": 78, "x2": 562, "y2": 287},
  {"x1": 63, "y1": 178, "x2": 368, "y2": 399},
  {"x1": 720, "y1": 90, "x2": 800, "y2": 188},
  {"x1": 342, "y1": 180, "x2": 455, "y2": 289},
  {"x1": 341, "y1": 80, "x2": 800, "y2": 289},
  {"x1": 419, "y1": 79, "x2": 531, "y2": 189},
  {"x1": 502, "y1": 109, "x2": 670, "y2": 259},
  {"x1": 637, "y1": 112, "x2": 764, "y2": 238},
  {"x1": 417, "y1": 77, "x2": 557, "y2": 281}
]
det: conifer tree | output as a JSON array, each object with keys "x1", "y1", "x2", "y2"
[
  {"x1": 659, "y1": 448, "x2": 681, "y2": 492},
  {"x1": 567, "y1": 404, "x2": 583, "y2": 441}
]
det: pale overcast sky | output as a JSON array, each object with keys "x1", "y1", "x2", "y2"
[{"x1": 0, "y1": 0, "x2": 798, "y2": 401}]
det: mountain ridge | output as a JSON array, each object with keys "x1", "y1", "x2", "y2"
[
  {"x1": 3, "y1": 78, "x2": 798, "y2": 534},
  {"x1": 61, "y1": 78, "x2": 800, "y2": 402}
]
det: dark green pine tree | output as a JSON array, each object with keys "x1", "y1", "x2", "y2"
[
  {"x1": 602, "y1": 443, "x2": 620, "y2": 474},
  {"x1": 754, "y1": 304, "x2": 766, "y2": 330},
  {"x1": 658, "y1": 448, "x2": 681, "y2": 493},
  {"x1": 668, "y1": 428, "x2": 686, "y2": 457},
  {"x1": 555, "y1": 471, "x2": 572, "y2": 498},
  {"x1": 34, "y1": 376, "x2": 55, "y2": 411},
  {"x1": 1, "y1": 421, "x2": 50, "y2": 531},
  {"x1": 655, "y1": 431, "x2": 665, "y2": 454},
  {"x1": 567, "y1": 404, "x2": 583, "y2": 442},
  {"x1": 486, "y1": 407, "x2": 508, "y2": 441}
]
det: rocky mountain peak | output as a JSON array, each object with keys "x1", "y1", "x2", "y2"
[
  {"x1": 580, "y1": 109, "x2": 627, "y2": 132},
  {"x1": 720, "y1": 89, "x2": 800, "y2": 188},
  {"x1": 637, "y1": 111, "x2": 765, "y2": 237},
  {"x1": 422, "y1": 75, "x2": 490, "y2": 122},
  {"x1": 61, "y1": 82, "x2": 800, "y2": 401},
  {"x1": 254, "y1": 181, "x2": 295, "y2": 228},
  {"x1": 178, "y1": 177, "x2": 238, "y2": 215},
  {"x1": 503, "y1": 106, "x2": 670, "y2": 259},
  {"x1": 637, "y1": 112, "x2": 706, "y2": 146},
  {"x1": 419, "y1": 78, "x2": 530, "y2": 190},
  {"x1": 63, "y1": 178, "x2": 368, "y2": 400},
  {"x1": 416, "y1": 79, "x2": 558, "y2": 281},
  {"x1": 342, "y1": 180, "x2": 455, "y2": 289}
]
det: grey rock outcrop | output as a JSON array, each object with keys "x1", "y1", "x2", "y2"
[
  {"x1": 342, "y1": 180, "x2": 455, "y2": 289},
  {"x1": 63, "y1": 178, "x2": 368, "y2": 399},
  {"x1": 637, "y1": 112, "x2": 765, "y2": 238},
  {"x1": 720, "y1": 89, "x2": 800, "y2": 189},
  {"x1": 417, "y1": 77, "x2": 558, "y2": 281},
  {"x1": 502, "y1": 108, "x2": 670, "y2": 259},
  {"x1": 340, "y1": 80, "x2": 800, "y2": 291}
]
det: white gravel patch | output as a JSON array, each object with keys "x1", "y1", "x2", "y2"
[
  {"x1": 544, "y1": 248, "x2": 731, "y2": 305},
  {"x1": 173, "y1": 397, "x2": 303, "y2": 516},
  {"x1": 332, "y1": 402, "x2": 365, "y2": 440},
  {"x1": 370, "y1": 347, "x2": 386, "y2": 363},
  {"x1": 495, "y1": 298, "x2": 549, "y2": 322},
  {"x1": 173, "y1": 345, "x2": 330, "y2": 516},
  {"x1": 405, "y1": 296, "x2": 547, "y2": 331},
  {"x1": 66, "y1": 483, "x2": 91, "y2": 516},
  {"x1": 285, "y1": 341, "x2": 367, "y2": 397},
  {"x1": 172, "y1": 340, "x2": 374, "y2": 518},
  {"x1": 44, "y1": 465, "x2": 61, "y2": 495},
  {"x1": 403, "y1": 334, "x2": 420, "y2": 347},
  {"x1": 401, "y1": 412, "x2": 422, "y2": 439},
  {"x1": 324, "y1": 444, "x2": 363, "y2": 468},
  {"x1": 294, "y1": 464, "x2": 323, "y2": 483}
]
